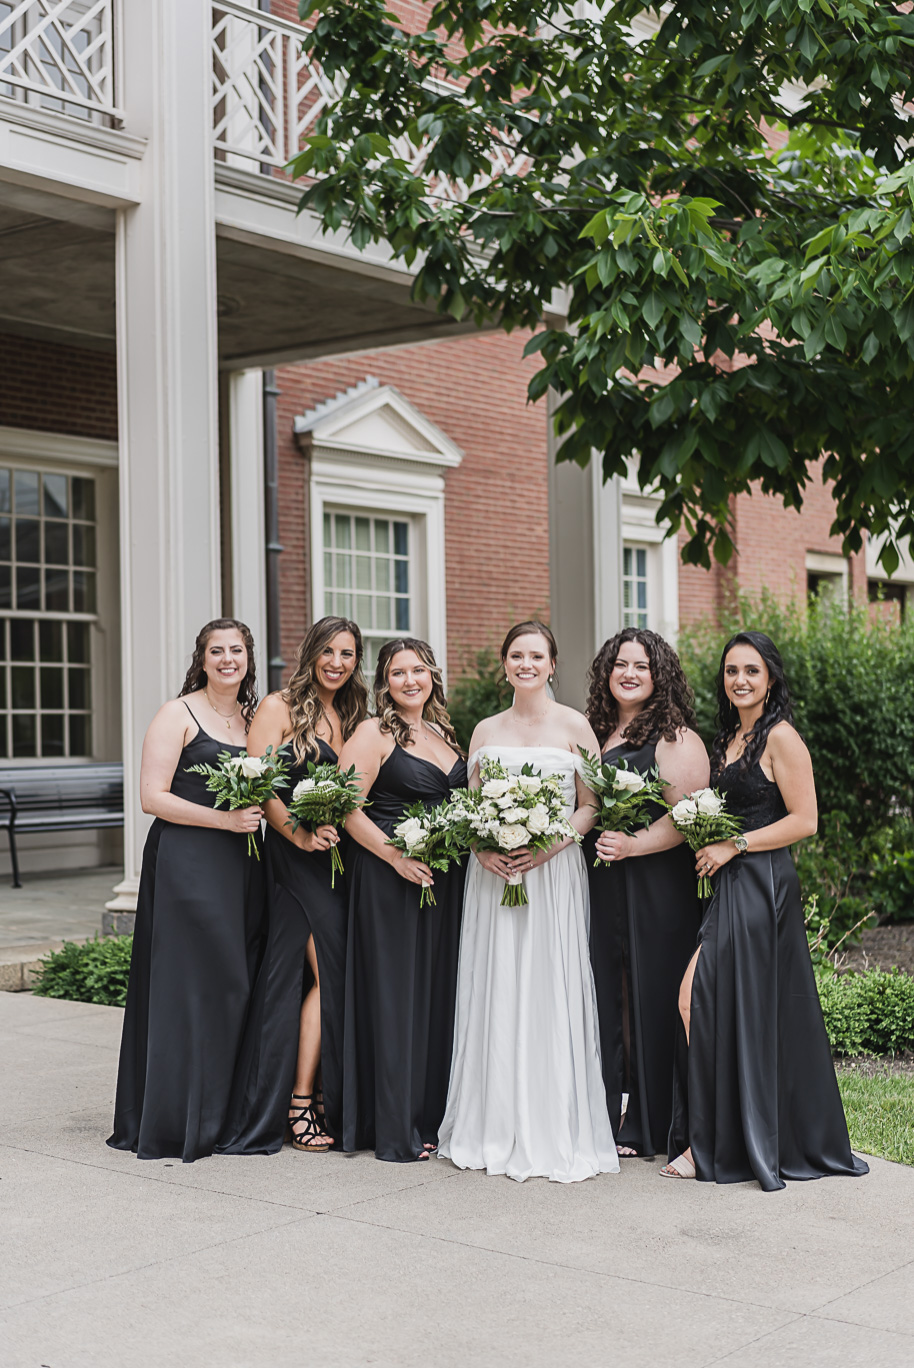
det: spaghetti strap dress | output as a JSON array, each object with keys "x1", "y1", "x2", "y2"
[
  {"x1": 218, "y1": 739, "x2": 348, "y2": 1152},
  {"x1": 586, "y1": 738, "x2": 701, "y2": 1155},
  {"x1": 108, "y1": 707, "x2": 265, "y2": 1162},
  {"x1": 669, "y1": 757, "x2": 869, "y2": 1190},
  {"x1": 342, "y1": 743, "x2": 467, "y2": 1162}
]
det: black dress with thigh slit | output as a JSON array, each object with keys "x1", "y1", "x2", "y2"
[
  {"x1": 586, "y1": 738, "x2": 701, "y2": 1155},
  {"x1": 342, "y1": 744, "x2": 467, "y2": 1162},
  {"x1": 217, "y1": 739, "x2": 348, "y2": 1153},
  {"x1": 108, "y1": 714, "x2": 265, "y2": 1162},
  {"x1": 669, "y1": 757, "x2": 868, "y2": 1190}
]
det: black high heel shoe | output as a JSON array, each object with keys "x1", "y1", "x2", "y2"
[{"x1": 288, "y1": 1094, "x2": 333, "y2": 1153}]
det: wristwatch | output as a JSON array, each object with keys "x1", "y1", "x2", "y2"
[{"x1": 734, "y1": 835, "x2": 749, "y2": 855}]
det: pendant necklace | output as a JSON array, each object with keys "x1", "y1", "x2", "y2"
[{"x1": 206, "y1": 689, "x2": 239, "y2": 731}]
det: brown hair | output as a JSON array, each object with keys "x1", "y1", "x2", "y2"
[
  {"x1": 374, "y1": 637, "x2": 461, "y2": 754},
  {"x1": 179, "y1": 618, "x2": 258, "y2": 730},
  {"x1": 283, "y1": 616, "x2": 369, "y2": 762},
  {"x1": 586, "y1": 627, "x2": 696, "y2": 749},
  {"x1": 500, "y1": 620, "x2": 559, "y2": 677}
]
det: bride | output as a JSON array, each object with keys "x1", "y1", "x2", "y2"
[{"x1": 438, "y1": 621, "x2": 619, "y2": 1182}]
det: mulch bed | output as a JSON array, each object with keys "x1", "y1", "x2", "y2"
[
  {"x1": 835, "y1": 1053, "x2": 914, "y2": 1077},
  {"x1": 838, "y1": 923, "x2": 914, "y2": 976}
]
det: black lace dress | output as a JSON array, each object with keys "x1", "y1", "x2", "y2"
[
  {"x1": 586, "y1": 738, "x2": 701, "y2": 1155},
  {"x1": 109, "y1": 714, "x2": 265, "y2": 1162},
  {"x1": 218, "y1": 739, "x2": 348, "y2": 1153},
  {"x1": 669, "y1": 757, "x2": 868, "y2": 1190},
  {"x1": 342, "y1": 744, "x2": 467, "y2": 1162}
]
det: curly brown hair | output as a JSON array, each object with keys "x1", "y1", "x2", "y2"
[
  {"x1": 374, "y1": 638, "x2": 462, "y2": 755},
  {"x1": 586, "y1": 627, "x2": 696, "y2": 749},
  {"x1": 179, "y1": 618, "x2": 258, "y2": 731},
  {"x1": 282, "y1": 616, "x2": 369, "y2": 762}
]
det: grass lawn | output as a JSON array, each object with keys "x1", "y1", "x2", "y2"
[{"x1": 837, "y1": 1067, "x2": 914, "y2": 1167}]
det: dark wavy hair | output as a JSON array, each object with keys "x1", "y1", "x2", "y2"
[
  {"x1": 282, "y1": 616, "x2": 369, "y2": 762},
  {"x1": 586, "y1": 627, "x2": 696, "y2": 748},
  {"x1": 179, "y1": 618, "x2": 258, "y2": 730},
  {"x1": 374, "y1": 637, "x2": 462, "y2": 754},
  {"x1": 711, "y1": 631, "x2": 795, "y2": 778}
]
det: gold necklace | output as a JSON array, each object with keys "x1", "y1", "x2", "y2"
[{"x1": 205, "y1": 689, "x2": 239, "y2": 731}]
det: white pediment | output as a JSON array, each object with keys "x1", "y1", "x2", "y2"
[{"x1": 294, "y1": 376, "x2": 463, "y2": 469}]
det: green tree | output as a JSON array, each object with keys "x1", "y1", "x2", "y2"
[{"x1": 294, "y1": 0, "x2": 914, "y2": 570}]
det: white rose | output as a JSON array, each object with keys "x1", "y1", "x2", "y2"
[
  {"x1": 481, "y1": 801, "x2": 499, "y2": 819},
  {"x1": 292, "y1": 778, "x2": 316, "y2": 801},
  {"x1": 482, "y1": 779, "x2": 512, "y2": 799},
  {"x1": 614, "y1": 769, "x2": 647, "y2": 794},
  {"x1": 501, "y1": 806, "x2": 528, "y2": 824},
  {"x1": 694, "y1": 788, "x2": 723, "y2": 816},
  {"x1": 496, "y1": 794, "x2": 515, "y2": 810},
  {"x1": 671, "y1": 798, "x2": 698, "y2": 826},
  {"x1": 517, "y1": 775, "x2": 543, "y2": 794},
  {"x1": 239, "y1": 755, "x2": 266, "y2": 779},
  {"x1": 526, "y1": 804, "x2": 551, "y2": 835},
  {"x1": 498, "y1": 823, "x2": 530, "y2": 851},
  {"x1": 394, "y1": 816, "x2": 425, "y2": 851}
]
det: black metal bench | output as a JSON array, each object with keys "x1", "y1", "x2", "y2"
[{"x1": 0, "y1": 763, "x2": 124, "y2": 888}]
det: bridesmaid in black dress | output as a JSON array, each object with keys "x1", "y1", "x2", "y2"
[
  {"x1": 585, "y1": 628, "x2": 709, "y2": 1157},
  {"x1": 339, "y1": 637, "x2": 467, "y2": 1163},
  {"x1": 665, "y1": 631, "x2": 868, "y2": 1189},
  {"x1": 218, "y1": 616, "x2": 368, "y2": 1155},
  {"x1": 108, "y1": 619, "x2": 265, "y2": 1162}
]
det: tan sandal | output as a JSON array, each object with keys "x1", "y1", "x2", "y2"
[{"x1": 660, "y1": 1153, "x2": 696, "y2": 1179}]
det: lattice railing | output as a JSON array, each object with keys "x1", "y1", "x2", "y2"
[{"x1": 0, "y1": 0, "x2": 120, "y2": 123}]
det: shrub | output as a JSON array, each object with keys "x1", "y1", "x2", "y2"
[
  {"x1": 32, "y1": 935, "x2": 133, "y2": 1008},
  {"x1": 447, "y1": 648, "x2": 513, "y2": 751},
  {"x1": 817, "y1": 964, "x2": 914, "y2": 1055}
]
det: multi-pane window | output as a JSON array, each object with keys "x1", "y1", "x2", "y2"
[
  {"x1": 0, "y1": 466, "x2": 95, "y2": 758},
  {"x1": 323, "y1": 511, "x2": 411, "y2": 675},
  {"x1": 623, "y1": 544, "x2": 649, "y2": 629}
]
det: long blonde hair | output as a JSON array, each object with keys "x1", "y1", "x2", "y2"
[
  {"x1": 374, "y1": 637, "x2": 462, "y2": 754},
  {"x1": 283, "y1": 616, "x2": 369, "y2": 762}
]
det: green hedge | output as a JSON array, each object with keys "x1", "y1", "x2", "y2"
[
  {"x1": 817, "y1": 964, "x2": 914, "y2": 1056},
  {"x1": 32, "y1": 935, "x2": 133, "y2": 1008}
]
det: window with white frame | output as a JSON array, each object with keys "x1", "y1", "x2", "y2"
[
  {"x1": 0, "y1": 464, "x2": 96, "y2": 758},
  {"x1": 323, "y1": 510, "x2": 412, "y2": 676},
  {"x1": 622, "y1": 543, "x2": 650, "y2": 629}
]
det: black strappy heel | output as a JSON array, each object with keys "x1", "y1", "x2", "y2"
[{"x1": 288, "y1": 1093, "x2": 333, "y2": 1152}]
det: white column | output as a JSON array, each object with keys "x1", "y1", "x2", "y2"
[
  {"x1": 227, "y1": 370, "x2": 267, "y2": 667},
  {"x1": 107, "y1": 0, "x2": 221, "y2": 917}
]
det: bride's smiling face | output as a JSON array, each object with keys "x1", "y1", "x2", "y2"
[{"x1": 504, "y1": 633, "x2": 554, "y2": 695}]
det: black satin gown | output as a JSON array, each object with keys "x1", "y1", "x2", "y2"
[
  {"x1": 218, "y1": 739, "x2": 348, "y2": 1153},
  {"x1": 586, "y1": 738, "x2": 701, "y2": 1155},
  {"x1": 669, "y1": 757, "x2": 868, "y2": 1190},
  {"x1": 342, "y1": 744, "x2": 467, "y2": 1162},
  {"x1": 108, "y1": 713, "x2": 265, "y2": 1162}
]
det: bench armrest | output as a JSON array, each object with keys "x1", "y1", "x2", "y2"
[{"x1": 0, "y1": 788, "x2": 17, "y2": 828}]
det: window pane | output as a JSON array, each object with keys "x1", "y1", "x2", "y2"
[
  {"x1": 334, "y1": 514, "x2": 351, "y2": 549},
  {"x1": 374, "y1": 520, "x2": 389, "y2": 554},
  {"x1": 68, "y1": 668, "x2": 90, "y2": 711},
  {"x1": 623, "y1": 547, "x2": 632, "y2": 576},
  {"x1": 0, "y1": 719, "x2": 6, "y2": 758},
  {"x1": 40, "y1": 667, "x2": 64, "y2": 709},
  {"x1": 324, "y1": 590, "x2": 334, "y2": 616},
  {"x1": 375, "y1": 597, "x2": 391, "y2": 630},
  {"x1": 394, "y1": 559, "x2": 409, "y2": 594},
  {"x1": 355, "y1": 594, "x2": 372, "y2": 624},
  {"x1": 0, "y1": 671, "x2": 5, "y2": 708},
  {"x1": 0, "y1": 469, "x2": 9, "y2": 513},
  {"x1": 43, "y1": 473, "x2": 68, "y2": 518},
  {"x1": 40, "y1": 620, "x2": 65, "y2": 661},
  {"x1": 395, "y1": 598, "x2": 409, "y2": 630},
  {"x1": 0, "y1": 516, "x2": 9, "y2": 561},
  {"x1": 11, "y1": 620, "x2": 34, "y2": 660},
  {"x1": 11, "y1": 666, "x2": 35, "y2": 709},
  {"x1": 375, "y1": 558, "x2": 390, "y2": 592},
  {"x1": 0, "y1": 622, "x2": 5, "y2": 659},
  {"x1": 45, "y1": 568, "x2": 69, "y2": 611},
  {"x1": 0, "y1": 565, "x2": 9, "y2": 608},
  {"x1": 355, "y1": 554, "x2": 371, "y2": 590},
  {"x1": 67, "y1": 622, "x2": 90, "y2": 663},
  {"x1": 323, "y1": 511, "x2": 331, "y2": 544},
  {"x1": 71, "y1": 477, "x2": 95, "y2": 521},
  {"x1": 393, "y1": 522, "x2": 408, "y2": 556},
  {"x1": 324, "y1": 550, "x2": 332, "y2": 586},
  {"x1": 334, "y1": 554, "x2": 351, "y2": 589},
  {"x1": 637, "y1": 582, "x2": 647, "y2": 610},
  {"x1": 636, "y1": 548, "x2": 647, "y2": 577},
  {"x1": 17, "y1": 566, "x2": 41, "y2": 608},
  {"x1": 15, "y1": 518, "x2": 40, "y2": 563},
  {"x1": 354, "y1": 517, "x2": 371, "y2": 552},
  {"x1": 45, "y1": 522, "x2": 69, "y2": 565},
  {"x1": 69, "y1": 713, "x2": 90, "y2": 756},
  {"x1": 12, "y1": 713, "x2": 37, "y2": 757},
  {"x1": 14, "y1": 470, "x2": 40, "y2": 515},
  {"x1": 72, "y1": 570, "x2": 96, "y2": 613},
  {"x1": 41, "y1": 713, "x2": 65, "y2": 757}
]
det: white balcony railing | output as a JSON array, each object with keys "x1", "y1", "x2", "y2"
[{"x1": 0, "y1": 0, "x2": 121, "y2": 124}]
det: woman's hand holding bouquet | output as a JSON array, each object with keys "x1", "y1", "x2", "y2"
[
  {"x1": 186, "y1": 746, "x2": 289, "y2": 858},
  {"x1": 386, "y1": 799, "x2": 468, "y2": 907},
  {"x1": 286, "y1": 761, "x2": 366, "y2": 888},
  {"x1": 668, "y1": 787, "x2": 744, "y2": 897},
  {"x1": 578, "y1": 749, "x2": 667, "y2": 867}
]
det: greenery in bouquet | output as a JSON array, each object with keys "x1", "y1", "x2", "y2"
[
  {"x1": 387, "y1": 799, "x2": 469, "y2": 907},
  {"x1": 578, "y1": 748, "x2": 667, "y2": 868},
  {"x1": 286, "y1": 761, "x2": 366, "y2": 888},
  {"x1": 461, "y1": 759, "x2": 580, "y2": 907},
  {"x1": 668, "y1": 787, "x2": 744, "y2": 898},
  {"x1": 186, "y1": 744, "x2": 289, "y2": 858}
]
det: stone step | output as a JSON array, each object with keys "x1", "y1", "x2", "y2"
[{"x1": 0, "y1": 939, "x2": 88, "y2": 992}]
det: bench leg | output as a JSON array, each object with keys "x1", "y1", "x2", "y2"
[{"x1": 8, "y1": 829, "x2": 21, "y2": 888}]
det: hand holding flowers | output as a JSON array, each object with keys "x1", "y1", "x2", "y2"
[
  {"x1": 286, "y1": 761, "x2": 366, "y2": 888},
  {"x1": 668, "y1": 787, "x2": 744, "y2": 897},
  {"x1": 386, "y1": 799, "x2": 468, "y2": 907},
  {"x1": 186, "y1": 745, "x2": 290, "y2": 858},
  {"x1": 578, "y1": 748, "x2": 667, "y2": 868}
]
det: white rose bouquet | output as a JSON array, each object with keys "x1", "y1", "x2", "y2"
[
  {"x1": 668, "y1": 787, "x2": 744, "y2": 897},
  {"x1": 286, "y1": 761, "x2": 366, "y2": 889},
  {"x1": 578, "y1": 748, "x2": 668, "y2": 867},
  {"x1": 186, "y1": 745, "x2": 290, "y2": 859},
  {"x1": 458, "y1": 759, "x2": 580, "y2": 907},
  {"x1": 386, "y1": 799, "x2": 468, "y2": 908}
]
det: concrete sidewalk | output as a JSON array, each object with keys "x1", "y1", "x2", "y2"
[
  {"x1": 2, "y1": 992, "x2": 913, "y2": 1368},
  {"x1": 0, "y1": 867, "x2": 116, "y2": 990}
]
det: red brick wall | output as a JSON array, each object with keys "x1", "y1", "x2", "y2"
[
  {"x1": 274, "y1": 329, "x2": 550, "y2": 680},
  {"x1": 0, "y1": 334, "x2": 117, "y2": 441}
]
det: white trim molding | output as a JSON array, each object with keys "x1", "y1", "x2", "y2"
[{"x1": 0, "y1": 425, "x2": 118, "y2": 468}]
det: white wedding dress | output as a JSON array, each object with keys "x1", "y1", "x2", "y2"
[{"x1": 438, "y1": 746, "x2": 619, "y2": 1182}]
